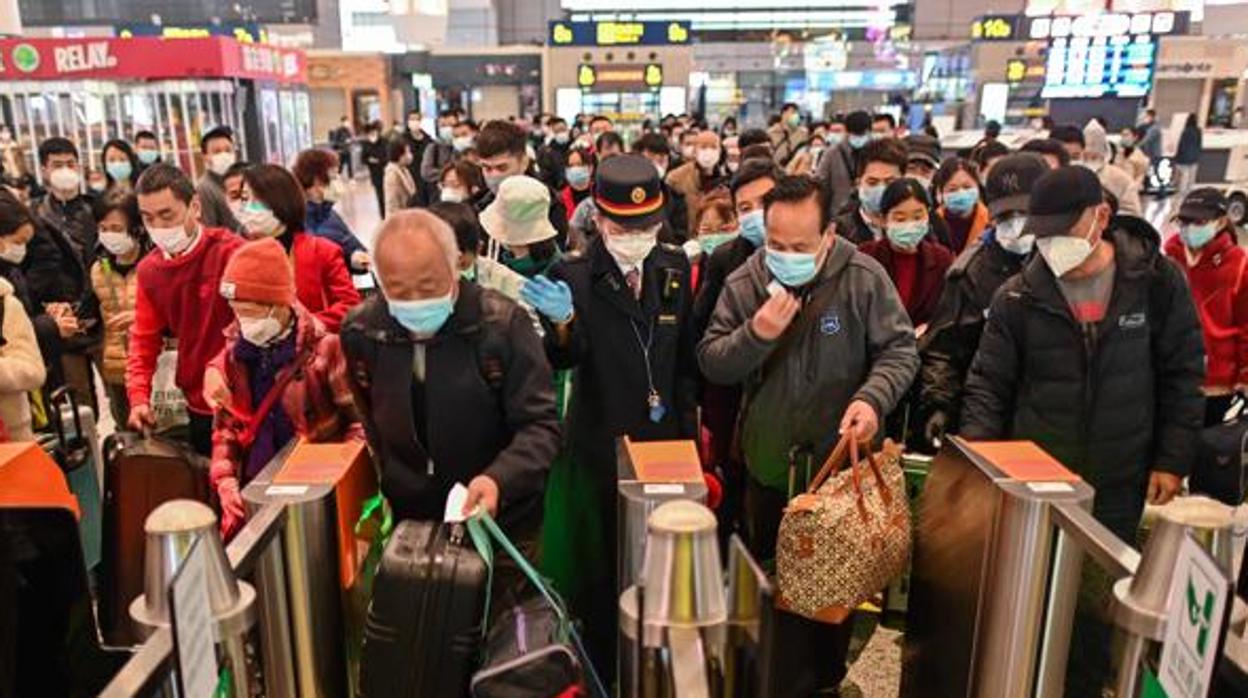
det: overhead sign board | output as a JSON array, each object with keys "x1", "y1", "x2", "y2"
[
  {"x1": 116, "y1": 22, "x2": 267, "y2": 44},
  {"x1": 1026, "y1": 11, "x2": 1189, "y2": 40},
  {"x1": 1041, "y1": 34, "x2": 1156, "y2": 99},
  {"x1": 971, "y1": 14, "x2": 1023, "y2": 41},
  {"x1": 0, "y1": 37, "x2": 307, "y2": 84},
  {"x1": 550, "y1": 20, "x2": 691, "y2": 47},
  {"x1": 576, "y1": 63, "x2": 664, "y2": 90}
]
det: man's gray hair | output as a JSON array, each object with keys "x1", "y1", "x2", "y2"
[{"x1": 373, "y1": 209, "x2": 459, "y2": 275}]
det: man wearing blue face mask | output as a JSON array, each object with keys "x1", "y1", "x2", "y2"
[
  {"x1": 816, "y1": 110, "x2": 872, "y2": 215},
  {"x1": 698, "y1": 174, "x2": 918, "y2": 698},
  {"x1": 833, "y1": 137, "x2": 907, "y2": 244},
  {"x1": 340, "y1": 208, "x2": 559, "y2": 540},
  {"x1": 960, "y1": 165, "x2": 1204, "y2": 698}
]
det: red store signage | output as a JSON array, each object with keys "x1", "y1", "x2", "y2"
[{"x1": 0, "y1": 36, "x2": 307, "y2": 84}]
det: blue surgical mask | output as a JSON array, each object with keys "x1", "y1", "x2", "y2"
[
  {"x1": 1180, "y1": 221, "x2": 1219, "y2": 250},
  {"x1": 826, "y1": 132, "x2": 845, "y2": 146},
  {"x1": 566, "y1": 166, "x2": 591, "y2": 189},
  {"x1": 137, "y1": 148, "x2": 159, "y2": 165},
  {"x1": 765, "y1": 248, "x2": 820, "y2": 287},
  {"x1": 859, "y1": 184, "x2": 886, "y2": 215},
  {"x1": 886, "y1": 220, "x2": 929, "y2": 249},
  {"x1": 848, "y1": 134, "x2": 870, "y2": 149},
  {"x1": 739, "y1": 210, "x2": 765, "y2": 247},
  {"x1": 387, "y1": 292, "x2": 454, "y2": 337},
  {"x1": 944, "y1": 188, "x2": 979, "y2": 216},
  {"x1": 106, "y1": 161, "x2": 133, "y2": 182}
]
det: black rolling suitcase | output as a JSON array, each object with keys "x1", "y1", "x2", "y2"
[{"x1": 359, "y1": 519, "x2": 488, "y2": 698}]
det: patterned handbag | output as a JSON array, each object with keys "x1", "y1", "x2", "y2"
[{"x1": 775, "y1": 434, "x2": 911, "y2": 623}]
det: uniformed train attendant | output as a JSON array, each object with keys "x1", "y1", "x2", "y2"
[{"x1": 521, "y1": 154, "x2": 699, "y2": 680}]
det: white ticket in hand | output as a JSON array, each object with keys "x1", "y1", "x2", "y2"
[
  {"x1": 767, "y1": 280, "x2": 785, "y2": 298},
  {"x1": 443, "y1": 482, "x2": 472, "y2": 523}
]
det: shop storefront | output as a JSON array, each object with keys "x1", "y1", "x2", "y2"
[
  {"x1": 0, "y1": 36, "x2": 311, "y2": 182},
  {"x1": 393, "y1": 49, "x2": 542, "y2": 126},
  {"x1": 1153, "y1": 37, "x2": 1248, "y2": 129},
  {"x1": 307, "y1": 51, "x2": 396, "y2": 144},
  {"x1": 546, "y1": 20, "x2": 692, "y2": 135}
]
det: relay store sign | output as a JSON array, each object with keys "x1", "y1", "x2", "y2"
[{"x1": 0, "y1": 36, "x2": 306, "y2": 84}]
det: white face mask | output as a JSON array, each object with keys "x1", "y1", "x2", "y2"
[
  {"x1": 653, "y1": 161, "x2": 667, "y2": 179},
  {"x1": 99, "y1": 231, "x2": 136, "y2": 257},
  {"x1": 452, "y1": 136, "x2": 474, "y2": 152},
  {"x1": 208, "y1": 151, "x2": 236, "y2": 177},
  {"x1": 441, "y1": 186, "x2": 467, "y2": 203},
  {"x1": 994, "y1": 216, "x2": 1034, "y2": 255},
  {"x1": 0, "y1": 242, "x2": 26, "y2": 265},
  {"x1": 238, "y1": 202, "x2": 286, "y2": 239},
  {"x1": 239, "y1": 309, "x2": 286, "y2": 346},
  {"x1": 1036, "y1": 211, "x2": 1101, "y2": 278},
  {"x1": 148, "y1": 220, "x2": 194, "y2": 256},
  {"x1": 695, "y1": 148, "x2": 719, "y2": 170},
  {"x1": 604, "y1": 227, "x2": 659, "y2": 268},
  {"x1": 48, "y1": 166, "x2": 80, "y2": 193}
]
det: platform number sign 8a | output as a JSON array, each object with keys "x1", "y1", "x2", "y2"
[{"x1": 1157, "y1": 535, "x2": 1230, "y2": 698}]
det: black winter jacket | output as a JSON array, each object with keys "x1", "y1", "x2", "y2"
[
  {"x1": 960, "y1": 226, "x2": 1204, "y2": 492},
  {"x1": 340, "y1": 281, "x2": 561, "y2": 528},
  {"x1": 919, "y1": 235, "x2": 1027, "y2": 427},
  {"x1": 541, "y1": 237, "x2": 698, "y2": 470}
]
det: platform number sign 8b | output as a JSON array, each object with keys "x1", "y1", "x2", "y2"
[{"x1": 1157, "y1": 535, "x2": 1230, "y2": 698}]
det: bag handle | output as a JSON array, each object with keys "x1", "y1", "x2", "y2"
[
  {"x1": 804, "y1": 435, "x2": 852, "y2": 494},
  {"x1": 466, "y1": 511, "x2": 609, "y2": 698}
]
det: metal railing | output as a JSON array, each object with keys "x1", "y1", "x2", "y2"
[{"x1": 99, "y1": 501, "x2": 290, "y2": 697}]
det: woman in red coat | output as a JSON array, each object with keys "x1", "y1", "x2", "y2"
[
  {"x1": 236, "y1": 163, "x2": 361, "y2": 332},
  {"x1": 1163, "y1": 188, "x2": 1248, "y2": 425},
  {"x1": 858, "y1": 177, "x2": 953, "y2": 334}
]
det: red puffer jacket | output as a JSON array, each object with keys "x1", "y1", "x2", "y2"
[
  {"x1": 1164, "y1": 229, "x2": 1248, "y2": 393},
  {"x1": 210, "y1": 304, "x2": 365, "y2": 488},
  {"x1": 290, "y1": 230, "x2": 362, "y2": 332}
]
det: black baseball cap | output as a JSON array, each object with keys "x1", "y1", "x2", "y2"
[
  {"x1": 1022, "y1": 166, "x2": 1104, "y2": 239},
  {"x1": 594, "y1": 154, "x2": 666, "y2": 228},
  {"x1": 984, "y1": 153, "x2": 1049, "y2": 219},
  {"x1": 1177, "y1": 187, "x2": 1228, "y2": 222},
  {"x1": 904, "y1": 134, "x2": 941, "y2": 169}
]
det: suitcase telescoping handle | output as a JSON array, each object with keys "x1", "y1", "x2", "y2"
[
  {"x1": 48, "y1": 386, "x2": 89, "y2": 471},
  {"x1": 465, "y1": 512, "x2": 609, "y2": 698}
]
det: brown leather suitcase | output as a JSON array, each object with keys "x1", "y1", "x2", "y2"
[{"x1": 98, "y1": 431, "x2": 211, "y2": 647}]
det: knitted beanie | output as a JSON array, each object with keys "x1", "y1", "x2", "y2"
[{"x1": 219, "y1": 237, "x2": 295, "y2": 306}]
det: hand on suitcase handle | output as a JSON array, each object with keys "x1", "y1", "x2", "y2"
[{"x1": 463, "y1": 475, "x2": 499, "y2": 518}]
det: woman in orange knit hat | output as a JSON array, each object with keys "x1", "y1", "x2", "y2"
[{"x1": 208, "y1": 237, "x2": 364, "y2": 537}]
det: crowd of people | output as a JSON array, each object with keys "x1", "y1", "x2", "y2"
[{"x1": 0, "y1": 100, "x2": 1236, "y2": 698}]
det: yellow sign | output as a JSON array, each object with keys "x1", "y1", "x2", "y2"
[
  {"x1": 1006, "y1": 59, "x2": 1027, "y2": 83},
  {"x1": 971, "y1": 16, "x2": 1018, "y2": 41},
  {"x1": 667, "y1": 23, "x2": 688, "y2": 43},
  {"x1": 598, "y1": 22, "x2": 646, "y2": 45},
  {"x1": 577, "y1": 64, "x2": 597, "y2": 87},
  {"x1": 644, "y1": 64, "x2": 663, "y2": 87},
  {"x1": 552, "y1": 22, "x2": 573, "y2": 45}
]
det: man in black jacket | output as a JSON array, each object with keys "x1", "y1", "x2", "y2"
[
  {"x1": 361, "y1": 123, "x2": 388, "y2": 217},
  {"x1": 919, "y1": 153, "x2": 1049, "y2": 447},
  {"x1": 27, "y1": 137, "x2": 101, "y2": 412},
  {"x1": 961, "y1": 166, "x2": 1202, "y2": 532},
  {"x1": 520, "y1": 155, "x2": 698, "y2": 680},
  {"x1": 961, "y1": 167, "x2": 1205, "y2": 698},
  {"x1": 340, "y1": 209, "x2": 560, "y2": 537}
]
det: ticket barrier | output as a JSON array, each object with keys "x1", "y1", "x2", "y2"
[
  {"x1": 904, "y1": 436, "x2": 1248, "y2": 698},
  {"x1": 617, "y1": 437, "x2": 708, "y2": 593},
  {"x1": 99, "y1": 440, "x2": 376, "y2": 698}
]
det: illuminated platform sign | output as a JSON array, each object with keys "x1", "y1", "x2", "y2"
[
  {"x1": 970, "y1": 15, "x2": 1022, "y2": 41},
  {"x1": 549, "y1": 20, "x2": 691, "y2": 47}
]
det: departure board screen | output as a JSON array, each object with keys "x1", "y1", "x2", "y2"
[{"x1": 1040, "y1": 34, "x2": 1156, "y2": 99}]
